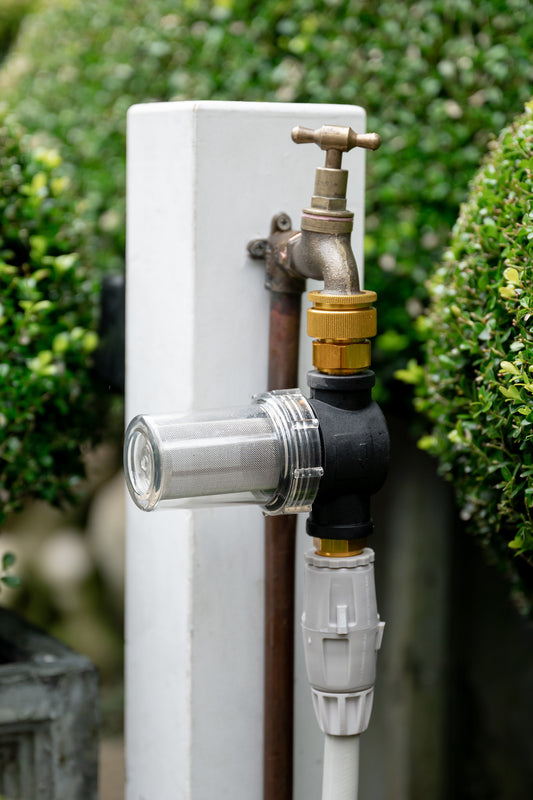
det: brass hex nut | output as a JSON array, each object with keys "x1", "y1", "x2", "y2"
[{"x1": 312, "y1": 340, "x2": 371, "y2": 373}]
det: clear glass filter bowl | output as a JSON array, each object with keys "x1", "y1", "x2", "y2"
[{"x1": 124, "y1": 388, "x2": 323, "y2": 514}]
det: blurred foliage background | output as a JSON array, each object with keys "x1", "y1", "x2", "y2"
[
  {"x1": 0, "y1": 0, "x2": 33, "y2": 62},
  {"x1": 0, "y1": 117, "x2": 103, "y2": 523}
]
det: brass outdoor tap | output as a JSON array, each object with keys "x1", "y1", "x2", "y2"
[
  {"x1": 287, "y1": 123, "x2": 381, "y2": 374},
  {"x1": 248, "y1": 123, "x2": 382, "y2": 374}
]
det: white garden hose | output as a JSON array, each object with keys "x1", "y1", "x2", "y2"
[{"x1": 322, "y1": 734, "x2": 360, "y2": 800}]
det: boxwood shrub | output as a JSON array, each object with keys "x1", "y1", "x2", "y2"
[
  {"x1": 412, "y1": 103, "x2": 533, "y2": 614},
  {"x1": 2, "y1": 0, "x2": 533, "y2": 404},
  {"x1": 0, "y1": 114, "x2": 103, "y2": 524}
]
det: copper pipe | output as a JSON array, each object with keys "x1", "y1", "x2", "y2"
[
  {"x1": 264, "y1": 289, "x2": 302, "y2": 800},
  {"x1": 267, "y1": 292, "x2": 301, "y2": 391}
]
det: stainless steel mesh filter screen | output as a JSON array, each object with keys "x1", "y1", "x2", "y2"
[{"x1": 125, "y1": 389, "x2": 323, "y2": 515}]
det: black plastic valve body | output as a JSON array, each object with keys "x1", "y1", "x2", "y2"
[{"x1": 306, "y1": 370, "x2": 389, "y2": 541}]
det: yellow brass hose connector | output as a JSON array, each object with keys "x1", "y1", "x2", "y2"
[
  {"x1": 313, "y1": 537, "x2": 366, "y2": 557},
  {"x1": 307, "y1": 289, "x2": 377, "y2": 374}
]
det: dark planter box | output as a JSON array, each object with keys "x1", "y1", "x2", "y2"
[{"x1": 0, "y1": 608, "x2": 99, "y2": 799}]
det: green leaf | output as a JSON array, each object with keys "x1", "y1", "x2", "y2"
[
  {"x1": 417, "y1": 435, "x2": 438, "y2": 451},
  {"x1": 53, "y1": 332, "x2": 70, "y2": 354},
  {"x1": 1, "y1": 575, "x2": 21, "y2": 589},
  {"x1": 54, "y1": 253, "x2": 78, "y2": 273},
  {"x1": 508, "y1": 535, "x2": 524, "y2": 551},
  {"x1": 499, "y1": 285, "x2": 517, "y2": 300},
  {"x1": 2, "y1": 553, "x2": 15, "y2": 570},
  {"x1": 503, "y1": 267, "x2": 521, "y2": 285},
  {"x1": 499, "y1": 385, "x2": 523, "y2": 402},
  {"x1": 82, "y1": 331, "x2": 99, "y2": 353},
  {"x1": 395, "y1": 359, "x2": 424, "y2": 385},
  {"x1": 500, "y1": 360, "x2": 520, "y2": 376},
  {"x1": 29, "y1": 235, "x2": 48, "y2": 260},
  {"x1": 501, "y1": 465, "x2": 512, "y2": 482}
]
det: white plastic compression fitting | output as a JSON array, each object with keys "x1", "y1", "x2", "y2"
[{"x1": 301, "y1": 547, "x2": 385, "y2": 736}]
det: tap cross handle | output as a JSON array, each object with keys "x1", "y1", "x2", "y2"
[{"x1": 291, "y1": 124, "x2": 381, "y2": 168}]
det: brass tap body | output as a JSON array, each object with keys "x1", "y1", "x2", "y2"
[{"x1": 287, "y1": 125, "x2": 381, "y2": 377}]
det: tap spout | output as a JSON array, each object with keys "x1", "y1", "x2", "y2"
[{"x1": 286, "y1": 229, "x2": 360, "y2": 295}]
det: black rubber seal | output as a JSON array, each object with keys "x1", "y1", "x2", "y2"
[{"x1": 306, "y1": 518, "x2": 374, "y2": 540}]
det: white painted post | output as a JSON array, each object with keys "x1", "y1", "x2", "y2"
[{"x1": 126, "y1": 101, "x2": 366, "y2": 800}]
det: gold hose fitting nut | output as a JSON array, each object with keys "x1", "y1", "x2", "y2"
[{"x1": 308, "y1": 306, "x2": 376, "y2": 340}]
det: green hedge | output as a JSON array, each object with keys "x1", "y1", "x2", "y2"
[
  {"x1": 0, "y1": 114, "x2": 102, "y2": 524},
  {"x1": 411, "y1": 103, "x2": 533, "y2": 614},
  {"x1": 3, "y1": 0, "x2": 533, "y2": 403}
]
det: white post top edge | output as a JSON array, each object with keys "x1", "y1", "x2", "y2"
[{"x1": 128, "y1": 99, "x2": 366, "y2": 124}]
